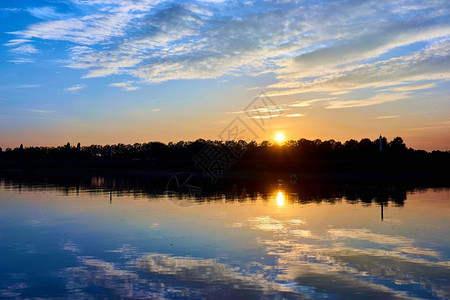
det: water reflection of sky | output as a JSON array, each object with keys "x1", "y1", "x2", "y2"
[{"x1": 0, "y1": 183, "x2": 449, "y2": 299}]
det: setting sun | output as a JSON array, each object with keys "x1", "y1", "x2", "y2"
[{"x1": 275, "y1": 132, "x2": 285, "y2": 144}]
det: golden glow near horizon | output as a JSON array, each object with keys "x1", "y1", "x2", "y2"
[
  {"x1": 275, "y1": 132, "x2": 286, "y2": 144},
  {"x1": 276, "y1": 191, "x2": 285, "y2": 207}
]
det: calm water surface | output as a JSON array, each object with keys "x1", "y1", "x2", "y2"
[{"x1": 0, "y1": 177, "x2": 449, "y2": 299}]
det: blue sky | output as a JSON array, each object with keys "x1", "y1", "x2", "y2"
[{"x1": 0, "y1": 0, "x2": 449, "y2": 150}]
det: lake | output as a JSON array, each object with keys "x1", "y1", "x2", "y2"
[{"x1": 0, "y1": 174, "x2": 449, "y2": 299}]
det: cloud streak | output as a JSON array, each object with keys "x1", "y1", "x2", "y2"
[
  {"x1": 109, "y1": 81, "x2": 140, "y2": 91},
  {"x1": 27, "y1": 6, "x2": 68, "y2": 20},
  {"x1": 66, "y1": 84, "x2": 86, "y2": 92},
  {"x1": 377, "y1": 115, "x2": 399, "y2": 119},
  {"x1": 326, "y1": 93, "x2": 408, "y2": 109}
]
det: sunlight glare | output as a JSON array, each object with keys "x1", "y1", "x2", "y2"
[{"x1": 275, "y1": 132, "x2": 285, "y2": 144}]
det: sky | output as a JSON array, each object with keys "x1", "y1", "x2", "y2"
[{"x1": 0, "y1": 0, "x2": 449, "y2": 151}]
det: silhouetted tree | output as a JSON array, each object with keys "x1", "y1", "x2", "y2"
[
  {"x1": 390, "y1": 137, "x2": 406, "y2": 153},
  {"x1": 0, "y1": 136, "x2": 448, "y2": 176}
]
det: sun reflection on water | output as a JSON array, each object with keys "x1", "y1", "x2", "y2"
[{"x1": 276, "y1": 191, "x2": 285, "y2": 207}]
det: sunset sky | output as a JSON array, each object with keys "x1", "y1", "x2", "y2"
[{"x1": 1, "y1": 0, "x2": 449, "y2": 150}]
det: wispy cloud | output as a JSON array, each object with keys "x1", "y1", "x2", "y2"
[
  {"x1": 10, "y1": 1, "x2": 157, "y2": 45},
  {"x1": 0, "y1": 8, "x2": 22, "y2": 16},
  {"x1": 405, "y1": 121, "x2": 450, "y2": 132},
  {"x1": 8, "y1": 58, "x2": 35, "y2": 64},
  {"x1": 326, "y1": 94, "x2": 408, "y2": 109},
  {"x1": 5, "y1": 39, "x2": 40, "y2": 63},
  {"x1": 227, "y1": 104, "x2": 289, "y2": 116},
  {"x1": 250, "y1": 114, "x2": 283, "y2": 119},
  {"x1": 4, "y1": 39, "x2": 30, "y2": 47},
  {"x1": 289, "y1": 98, "x2": 335, "y2": 107},
  {"x1": 377, "y1": 115, "x2": 399, "y2": 119},
  {"x1": 329, "y1": 90, "x2": 350, "y2": 95},
  {"x1": 285, "y1": 113, "x2": 306, "y2": 118},
  {"x1": 109, "y1": 81, "x2": 139, "y2": 91},
  {"x1": 66, "y1": 84, "x2": 86, "y2": 92},
  {"x1": 26, "y1": 109, "x2": 53, "y2": 114},
  {"x1": 9, "y1": 44, "x2": 39, "y2": 54},
  {"x1": 0, "y1": 84, "x2": 42, "y2": 89},
  {"x1": 27, "y1": 6, "x2": 68, "y2": 20},
  {"x1": 383, "y1": 82, "x2": 436, "y2": 92},
  {"x1": 151, "y1": 108, "x2": 161, "y2": 112},
  {"x1": 285, "y1": 113, "x2": 305, "y2": 118}
]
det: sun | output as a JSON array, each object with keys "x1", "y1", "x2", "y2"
[{"x1": 275, "y1": 132, "x2": 285, "y2": 144}]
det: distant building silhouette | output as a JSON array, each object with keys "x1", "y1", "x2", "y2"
[{"x1": 379, "y1": 135, "x2": 382, "y2": 152}]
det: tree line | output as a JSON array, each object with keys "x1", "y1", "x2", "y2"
[{"x1": 0, "y1": 137, "x2": 448, "y2": 161}]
